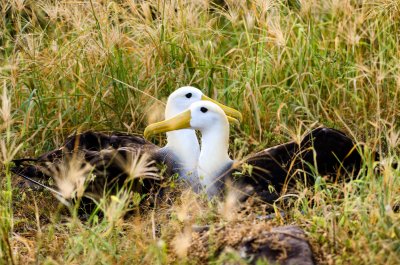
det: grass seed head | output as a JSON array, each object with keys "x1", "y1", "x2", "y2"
[{"x1": 46, "y1": 154, "x2": 93, "y2": 200}]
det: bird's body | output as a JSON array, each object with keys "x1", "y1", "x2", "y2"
[
  {"x1": 12, "y1": 131, "x2": 165, "y2": 204},
  {"x1": 221, "y1": 127, "x2": 363, "y2": 202}
]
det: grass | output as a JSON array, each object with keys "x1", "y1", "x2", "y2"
[{"x1": 1, "y1": 0, "x2": 400, "y2": 264}]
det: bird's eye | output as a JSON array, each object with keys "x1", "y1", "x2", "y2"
[
  {"x1": 200, "y1": 107, "x2": 208, "y2": 113},
  {"x1": 185, "y1": 93, "x2": 192, "y2": 98}
]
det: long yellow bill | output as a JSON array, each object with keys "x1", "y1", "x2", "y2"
[
  {"x1": 144, "y1": 110, "x2": 239, "y2": 139},
  {"x1": 144, "y1": 110, "x2": 191, "y2": 139},
  {"x1": 201, "y1": 95, "x2": 242, "y2": 122}
]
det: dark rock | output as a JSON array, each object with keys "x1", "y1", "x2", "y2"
[
  {"x1": 189, "y1": 222, "x2": 315, "y2": 265},
  {"x1": 239, "y1": 225, "x2": 315, "y2": 265}
]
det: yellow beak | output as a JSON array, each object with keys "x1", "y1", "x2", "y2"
[
  {"x1": 144, "y1": 110, "x2": 192, "y2": 139},
  {"x1": 201, "y1": 95, "x2": 243, "y2": 122},
  {"x1": 227, "y1": 116, "x2": 240, "y2": 126},
  {"x1": 144, "y1": 110, "x2": 240, "y2": 139}
]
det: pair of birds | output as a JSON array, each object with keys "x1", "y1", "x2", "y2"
[{"x1": 13, "y1": 86, "x2": 363, "y2": 208}]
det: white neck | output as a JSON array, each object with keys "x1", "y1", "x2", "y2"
[
  {"x1": 164, "y1": 105, "x2": 200, "y2": 186},
  {"x1": 197, "y1": 121, "x2": 232, "y2": 196},
  {"x1": 165, "y1": 129, "x2": 200, "y2": 174}
]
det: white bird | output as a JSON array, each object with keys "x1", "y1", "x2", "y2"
[
  {"x1": 145, "y1": 101, "x2": 237, "y2": 197},
  {"x1": 157, "y1": 86, "x2": 241, "y2": 188}
]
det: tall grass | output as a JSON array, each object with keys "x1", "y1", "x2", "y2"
[{"x1": 1, "y1": 0, "x2": 399, "y2": 264}]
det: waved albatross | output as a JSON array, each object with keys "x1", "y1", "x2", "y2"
[
  {"x1": 12, "y1": 87, "x2": 242, "y2": 205},
  {"x1": 144, "y1": 101, "x2": 364, "y2": 201}
]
